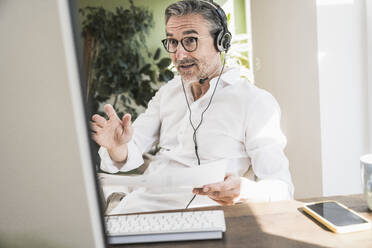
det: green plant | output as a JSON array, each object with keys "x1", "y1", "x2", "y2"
[
  {"x1": 224, "y1": 13, "x2": 252, "y2": 82},
  {"x1": 79, "y1": 1, "x2": 173, "y2": 120},
  {"x1": 225, "y1": 33, "x2": 252, "y2": 82}
]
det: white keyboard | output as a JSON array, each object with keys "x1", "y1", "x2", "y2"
[{"x1": 105, "y1": 210, "x2": 226, "y2": 244}]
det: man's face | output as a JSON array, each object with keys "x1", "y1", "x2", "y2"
[{"x1": 165, "y1": 14, "x2": 220, "y2": 83}]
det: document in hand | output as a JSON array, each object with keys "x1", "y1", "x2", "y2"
[{"x1": 98, "y1": 160, "x2": 227, "y2": 188}]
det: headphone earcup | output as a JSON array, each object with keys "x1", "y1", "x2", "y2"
[
  {"x1": 215, "y1": 30, "x2": 232, "y2": 52},
  {"x1": 221, "y1": 32, "x2": 232, "y2": 52},
  {"x1": 215, "y1": 30, "x2": 224, "y2": 52}
]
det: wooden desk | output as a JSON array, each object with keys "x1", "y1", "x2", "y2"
[{"x1": 109, "y1": 195, "x2": 372, "y2": 248}]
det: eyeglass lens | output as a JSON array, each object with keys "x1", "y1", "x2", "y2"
[{"x1": 164, "y1": 37, "x2": 197, "y2": 53}]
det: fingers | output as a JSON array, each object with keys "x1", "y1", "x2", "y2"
[
  {"x1": 210, "y1": 189, "x2": 240, "y2": 199},
  {"x1": 92, "y1": 114, "x2": 106, "y2": 127},
  {"x1": 121, "y1": 113, "x2": 132, "y2": 128},
  {"x1": 193, "y1": 190, "x2": 234, "y2": 206},
  {"x1": 192, "y1": 188, "x2": 239, "y2": 198},
  {"x1": 90, "y1": 122, "x2": 101, "y2": 133},
  {"x1": 192, "y1": 175, "x2": 235, "y2": 195},
  {"x1": 203, "y1": 174, "x2": 239, "y2": 192},
  {"x1": 202, "y1": 181, "x2": 232, "y2": 193},
  {"x1": 91, "y1": 132, "x2": 100, "y2": 144},
  {"x1": 104, "y1": 104, "x2": 118, "y2": 120},
  {"x1": 192, "y1": 175, "x2": 241, "y2": 206},
  {"x1": 207, "y1": 192, "x2": 237, "y2": 206}
]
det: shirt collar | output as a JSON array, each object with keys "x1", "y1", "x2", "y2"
[
  {"x1": 176, "y1": 67, "x2": 241, "y2": 103},
  {"x1": 211, "y1": 67, "x2": 241, "y2": 87}
]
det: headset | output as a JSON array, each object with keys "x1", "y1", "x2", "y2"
[
  {"x1": 201, "y1": 0, "x2": 232, "y2": 53},
  {"x1": 183, "y1": 0, "x2": 231, "y2": 209}
]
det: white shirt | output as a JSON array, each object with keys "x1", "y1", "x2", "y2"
[{"x1": 99, "y1": 67, "x2": 294, "y2": 214}]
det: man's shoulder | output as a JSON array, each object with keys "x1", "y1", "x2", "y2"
[
  {"x1": 221, "y1": 68, "x2": 260, "y2": 96},
  {"x1": 225, "y1": 78, "x2": 280, "y2": 111},
  {"x1": 227, "y1": 78, "x2": 269, "y2": 99}
]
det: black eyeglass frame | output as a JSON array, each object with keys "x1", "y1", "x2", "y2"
[{"x1": 161, "y1": 37, "x2": 199, "y2": 53}]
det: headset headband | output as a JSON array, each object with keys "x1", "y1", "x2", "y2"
[
  {"x1": 200, "y1": 1, "x2": 228, "y2": 33},
  {"x1": 199, "y1": 0, "x2": 231, "y2": 52}
]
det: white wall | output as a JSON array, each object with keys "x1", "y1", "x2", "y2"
[
  {"x1": 244, "y1": 0, "x2": 255, "y2": 83},
  {"x1": 249, "y1": 0, "x2": 369, "y2": 198},
  {"x1": 250, "y1": 0, "x2": 324, "y2": 198},
  {"x1": 316, "y1": 0, "x2": 369, "y2": 196},
  {"x1": 367, "y1": 0, "x2": 372, "y2": 153}
]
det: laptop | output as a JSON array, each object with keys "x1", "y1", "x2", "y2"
[
  {"x1": 0, "y1": 0, "x2": 225, "y2": 247},
  {"x1": 0, "y1": 0, "x2": 105, "y2": 247}
]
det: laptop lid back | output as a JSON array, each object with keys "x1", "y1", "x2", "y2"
[{"x1": 0, "y1": 0, "x2": 105, "y2": 247}]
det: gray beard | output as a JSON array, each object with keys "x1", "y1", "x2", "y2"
[{"x1": 178, "y1": 65, "x2": 209, "y2": 84}]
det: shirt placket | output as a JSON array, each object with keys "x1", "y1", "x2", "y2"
[
  {"x1": 178, "y1": 104, "x2": 200, "y2": 148},
  {"x1": 176, "y1": 80, "x2": 218, "y2": 152}
]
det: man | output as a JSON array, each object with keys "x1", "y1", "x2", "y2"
[{"x1": 91, "y1": 0, "x2": 294, "y2": 214}]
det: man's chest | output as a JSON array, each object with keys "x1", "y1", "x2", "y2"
[{"x1": 158, "y1": 91, "x2": 248, "y2": 158}]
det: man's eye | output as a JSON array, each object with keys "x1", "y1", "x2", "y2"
[
  {"x1": 184, "y1": 37, "x2": 197, "y2": 44},
  {"x1": 169, "y1": 39, "x2": 178, "y2": 46}
]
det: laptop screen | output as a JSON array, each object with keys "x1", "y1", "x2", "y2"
[{"x1": 72, "y1": 0, "x2": 231, "y2": 218}]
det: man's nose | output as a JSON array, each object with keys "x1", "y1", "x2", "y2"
[{"x1": 175, "y1": 43, "x2": 189, "y2": 61}]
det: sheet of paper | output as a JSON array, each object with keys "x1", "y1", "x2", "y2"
[{"x1": 98, "y1": 160, "x2": 227, "y2": 188}]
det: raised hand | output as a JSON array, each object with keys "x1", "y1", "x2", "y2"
[{"x1": 91, "y1": 104, "x2": 133, "y2": 163}]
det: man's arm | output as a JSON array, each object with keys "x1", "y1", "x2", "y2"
[
  {"x1": 241, "y1": 89, "x2": 294, "y2": 200},
  {"x1": 194, "y1": 89, "x2": 293, "y2": 204},
  {"x1": 92, "y1": 105, "x2": 132, "y2": 162},
  {"x1": 96, "y1": 86, "x2": 164, "y2": 173},
  {"x1": 107, "y1": 144, "x2": 128, "y2": 167},
  {"x1": 90, "y1": 104, "x2": 133, "y2": 171}
]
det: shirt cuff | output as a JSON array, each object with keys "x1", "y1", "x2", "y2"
[
  {"x1": 236, "y1": 177, "x2": 292, "y2": 203},
  {"x1": 99, "y1": 141, "x2": 144, "y2": 174}
]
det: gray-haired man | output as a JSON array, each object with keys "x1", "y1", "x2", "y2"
[{"x1": 91, "y1": 0, "x2": 294, "y2": 214}]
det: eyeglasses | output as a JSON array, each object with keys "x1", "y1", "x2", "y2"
[{"x1": 161, "y1": 37, "x2": 198, "y2": 53}]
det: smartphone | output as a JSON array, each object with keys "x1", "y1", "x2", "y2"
[{"x1": 303, "y1": 201, "x2": 371, "y2": 233}]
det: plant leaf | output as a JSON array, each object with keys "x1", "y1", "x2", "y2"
[
  {"x1": 139, "y1": 64, "x2": 151, "y2": 74},
  {"x1": 118, "y1": 60, "x2": 128, "y2": 69},
  {"x1": 153, "y1": 48, "x2": 161, "y2": 60},
  {"x1": 156, "y1": 58, "x2": 172, "y2": 69}
]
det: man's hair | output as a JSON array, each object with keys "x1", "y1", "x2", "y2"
[{"x1": 165, "y1": 0, "x2": 224, "y2": 36}]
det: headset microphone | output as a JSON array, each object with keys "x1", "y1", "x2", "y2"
[{"x1": 199, "y1": 77, "x2": 208, "y2": 84}]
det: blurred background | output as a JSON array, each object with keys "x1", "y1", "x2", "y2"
[
  {"x1": 76, "y1": 0, "x2": 252, "y2": 119},
  {"x1": 1, "y1": 0, "x2": 371, "y2": 246},
  {"x1": 76, "y1": 0, "x2": 372, "y2": 199},
  {"x1": 1, "y1": 0, "x2": 371, "y2": 200}
]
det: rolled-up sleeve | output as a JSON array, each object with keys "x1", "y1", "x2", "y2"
[
  {"x1": 99, "y1": 85, "x2": 164, "y2": 174},
  {"x1": 239, "y1": 90, "x2": 294, "y2": 201}
]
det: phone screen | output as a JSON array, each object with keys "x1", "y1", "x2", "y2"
[{"x1": 307, "y1": 202, "x2": 368, "y2": 226}]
